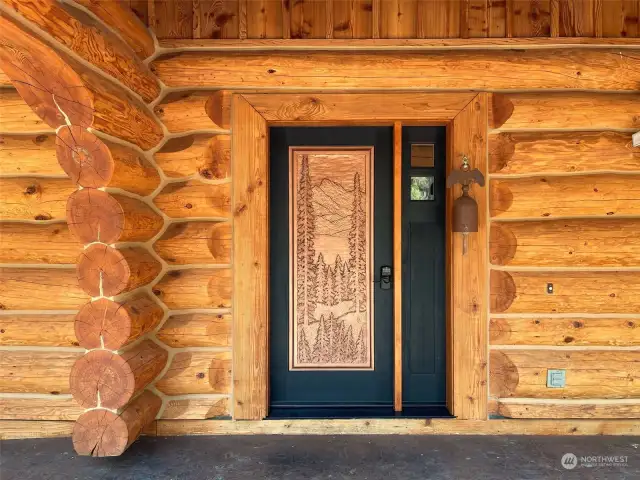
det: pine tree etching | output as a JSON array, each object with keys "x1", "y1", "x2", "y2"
[
  {"x1": 316, "y1": 253, "x2": 327, "y2": 306},
  {"x1": 348, "y1": 172, "x2": 367, "y2": 314},
  {"x1": 291, "y1": 149, "x2": 372, "y2": 370},
  {"x1": 296, "y1": 155, "x2": 317, "y2": 325}
]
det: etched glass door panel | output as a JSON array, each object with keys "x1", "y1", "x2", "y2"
[{"x1": 290, "y1": 148, "x2": 373, "y2": 370}]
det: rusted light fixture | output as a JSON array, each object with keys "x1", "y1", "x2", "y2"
[{"x1": 446, "y1": 155, "x2": 485, "y2": 254}]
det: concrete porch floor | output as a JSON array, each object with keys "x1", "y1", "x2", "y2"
[{"x1": 1, "y1": 435, "x2": 639, "y2": 480}]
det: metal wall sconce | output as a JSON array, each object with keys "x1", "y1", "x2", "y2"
[{"x1": 446, "y1": 155, "x2": 485, "y2": 254}]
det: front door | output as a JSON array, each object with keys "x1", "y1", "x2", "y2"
[{"x1": 269, "y1": 127, "x2": 394, "y2": 417}]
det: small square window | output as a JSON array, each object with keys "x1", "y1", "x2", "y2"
[
  {"x1": 411, "y1": 144, "x2": 435, "y2": 168},
  {"x1": 410, "y1": 176, "x2": 435, "y2": 201}
]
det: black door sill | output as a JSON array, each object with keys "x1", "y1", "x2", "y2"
[{"x1": 268, "y1": 405, "x2": 453, "y2": 419}]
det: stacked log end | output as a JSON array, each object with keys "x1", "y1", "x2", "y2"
[
  {"x1": 59, "y1": 130, "x2": 166, "y2": 455},
  {"x1": 0, "y1": 3, "x2": 167, "y2": 456}
]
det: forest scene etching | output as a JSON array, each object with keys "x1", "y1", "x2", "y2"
[{"x1": 290, "y1": 148, "x2": 373, "y2": 370}]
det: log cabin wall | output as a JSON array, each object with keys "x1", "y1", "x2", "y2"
[
  {"x1": 488, "y1": 93, "x2": 640, "y2": 419},
  {"x1": 0, "y1": 0, "x2": 640, "y2": 451}
]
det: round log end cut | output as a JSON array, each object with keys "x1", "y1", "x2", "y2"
[
  {"x1": 73, "y1": 409, "x2": 128, "y2": 457},
  {"x1": 66, "y1": 189, "x2": 125, "y2": 244},
  {"x1": 69, "y1": 350, "x2": 135, "y2": 409},
  {"x1": 76, "y1": 244, "x2": 130, "y2": 297},
  {"x1": 57, "y1": 126, "x2": 114, "y2": 188},
  {"x1": 75, "y1": 298, "x2": 133, "y2": 350}
]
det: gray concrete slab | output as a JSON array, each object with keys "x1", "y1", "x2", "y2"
[{"x1": 1, "y1": 435, "x2": 639, "y2": 480}]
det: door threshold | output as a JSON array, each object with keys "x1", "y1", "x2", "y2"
[{"x1": 268, "y1": 405, "x2": 453, "y2": 419}]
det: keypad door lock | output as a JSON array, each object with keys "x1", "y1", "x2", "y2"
[{"x1": 380, "y1": 266, "x2": 392, "y2": 290}]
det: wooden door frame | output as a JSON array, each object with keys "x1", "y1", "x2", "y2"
[{"x1": 232, "y1": 92, "x2": 488, "y2": 420}]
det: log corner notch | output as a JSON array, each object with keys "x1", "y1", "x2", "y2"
[
  {"x1": 0, "y1": 14, "x2": 163, "y2": 150},
  {"x1": 1, "y1": 0, "x2": 160, "y2": 102},
  {"x1": 73, "y1": 391, "x2": 161, "y2": 457},
  {"x1": 154, "y1": 90, "x2": 232, "y2": 133}
]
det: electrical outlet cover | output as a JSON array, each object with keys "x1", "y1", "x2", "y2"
[
  {"x1": 633, "y1": 131, "x2": 640, "y2": 148},
  {"x1": 547, "y1": 369, "x2": 566, "y2": 388}
]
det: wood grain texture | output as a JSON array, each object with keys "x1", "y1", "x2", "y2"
[
  {"x1": 155, "y1": 351, "x2": 232, "y2": 395},
  {"x1": 73, "y1": 0, "x2": 156, "y2": 58},
  {"x1": 2, "y1": 0, "x2": 160, "y2": 102},
  {"x1": 511, "y1": 0, "x2": 552, "y2": 37},
  {"x1": 154, "y1": 92, "x2": 231, "y2": 133},
  {"x1": 0, "y1": 396, "x2": 83, "y2": 420},
  {"x1": 0, "y1": 268, "x2": 88, "y2": 310},
  {"x1": 490, "y1": 174, "x2": 640, "y2": 218},
  {"x1": 490, "y1": 219, "x2": 640, "y2": 267},
  {"x1": 418, "y1": 0, "x2": 460, "y2": 38},
  {"x1": 0, "y1": 19, "x2": 93, "y2": 129},
  {"x1": 0, "y1": 350, "x2": 82, "y2": 394},
  {"x1": 192, "y1": 0, "x2": 239, "y2": 39},
  {"x1": 0, "y1": 90, "x2": 51, "y2": 133},
  {"x1": 0, "y1": 313, "x2": 76, "y2": 347},
  {"x1": 66, "y1": 190, "x2": 164, "y2": 244},
  {"x1": 0, "y1": 222, "x2": 81, "y2": 264},
  {"x1": 490, "y1": 93, "x2": 640, "y2": 130},
  {"x1": 155, "y1": 418, "x2": 640, "y2": 436},
  {"x1": 75, "y1": 295, "x2": 164, "y2": 350},
  {"x1": 489, "y1": 131, "x2": 640, "y2": 174},
  {"x1": 0, "y1": 134, "x2": 62, "y2": 176},
  {"x1": 56, "y1": 127, "x2": 161, "y2": 196},
  {"x1": 157, "y1": 313, "x2": 232, "y2": 347},
  {"x1": 246, "y1": 0, "x2": 283, "y2": 38},
  {"x1": 332, "y1": 0, "x2": 373, "y2": 39},
  {"x1": 0, "y1": 177, "x2": 74, "y2": 221},
  {"x1": 0, "y1": 16, "x2": 162, "y2": 149},
  {"x1": 152, "y1": 49, "x2": 640, "y2": 90},
  {"x1": 490, "y1": 316, "x2": 640, "y2": 346},
  {"x1": 449, "y1": 94, "x2": 488, "y2": 420},
  {"x1": 152, "y1": 268, "x2": 232, "y2": 309},
  {"x1": 232, "y1": 95, "x2": 268, "y2": 420},
  {"x1": 76, "y1": 244, "x2": 162, "y2": 297},
  {"x1": 153, "y1": 221, "x2": 231, "y2": 264},
  {"x1": 0, "y1": 420, "x2": 75, "y2": 439},
  {"x1": 73, "y1": 390, "x2": 161, "y2": 456},
  {"x1": 0, "y1": 15, "x2": 161, "y2": 148},
  {"x1": 154, "y1": 134, "x2": 231, "y2": 180},
  {"x1": 393, "y1": 121, "x2": 402, "y2": 412},
  {"x1": 490, "y1": 270, "x2": 640, "y2": 314},
  {"x1": 490, "y1": 349, "x2": 640, "y2": 399},
  {"x1": 242, "y1": 92, "x2": 476, "y2": 124},
  {"x1": 493, "y1": 400, "x2": 640, "y2": 419},
  {"x1": 158, "y1": 37, "x2": 640, "y2": 47},
  {"x1": 160, "y1": 396, "x2": 230, "y2": 419},
  {"x1": 602, "y1": 0, "x2": 639, "y2": 38},
  {"x1": 69, "y1": 340, "x2": 167, "y2": 409},
  {"x1": 558, "y1": 0, "x2": 595, "y2": 36},
  {"x1": 153, "y1": 181, "x2": 231, "y2": 218}
]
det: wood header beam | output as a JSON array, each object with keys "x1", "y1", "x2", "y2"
[
  {"x1": 241, "y1": 93, "x2": 475, "y2": 124},
  {"x1": 153, "y1": 49, "x2": 640, "y2": 90}
]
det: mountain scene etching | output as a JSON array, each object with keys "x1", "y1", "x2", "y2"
[{"x1": 291, "y1": 149, "x2": 373, "y2": 370}]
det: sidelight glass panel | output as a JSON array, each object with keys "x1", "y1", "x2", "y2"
[{"x1": 410, "y1": 176, "x2": 435, "y2": 201}]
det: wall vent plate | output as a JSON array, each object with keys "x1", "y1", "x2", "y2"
[
  {"x1": 547, "y1": 369, "x2": 566, "y2": 388},
  {"x1": 633, "y1": 131, "x2": 640, "y2": 148}
]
